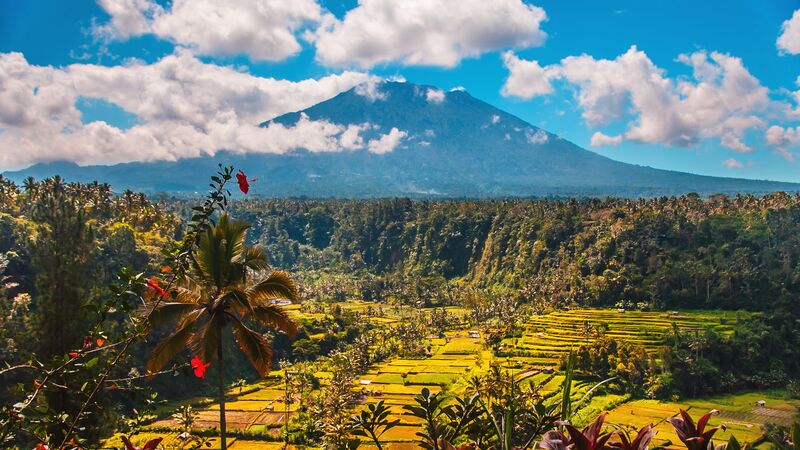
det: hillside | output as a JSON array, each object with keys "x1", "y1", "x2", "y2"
[
  {"x1": 5, "y1": 81, "x2": 799, "y2": 197},
  {"x1": 231, "y1": 194, "x2": 800, "y2": 312}
]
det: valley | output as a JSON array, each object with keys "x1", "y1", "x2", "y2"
[{"x1": 105, "y1": 305, "x2": 782, "y2": 449}]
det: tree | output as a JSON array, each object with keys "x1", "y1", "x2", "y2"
[{"x1": 144, "y1": 214, "x2": 299, "y2": 450}]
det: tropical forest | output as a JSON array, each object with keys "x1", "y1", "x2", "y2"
[
  {"x1": 1, "y1": 167, "x2": 799, "y2": 449},
  {"x1": 4, "y1": 1, "x2": 800, "y2": 449}
]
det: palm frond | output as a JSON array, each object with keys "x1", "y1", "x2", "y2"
[
  {"x1": 145, "y1": 302, "x2": 202, "y2": 329},
  {"x1": 175, "y1": 275, "x2": 204, "y2": 298},
  {"x1": 251, "y1": 304, "x2": 297, "y2": 336},
  {"x1": 146, "y1": 310, "x2": 202, "y2": 375},
  {"x1": 194, "y1": 214, "x2": 251, "y2": 288},
  {"x1": 195, "y1": 226, "x2": 224, "y2": 288},
  {"x1": 230, "y1": 318, "x2": 273, "y2": 377},
  {"x1": 191, "y1": 313, "x2": 222, "y2": 363},
  {"x1": 248, "y1": 271, "x2": 299, "y2": 304},
  {"x1": 216, "y1": 287, "x2": 253, "y2": 317},
  {"x1": 218, "y1": 214, "x2": 249, "y2": 284},
  {"x1": 241, "y1": 245, "x2": 269, "y2": 272}
]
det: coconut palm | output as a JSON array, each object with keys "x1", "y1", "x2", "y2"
[{"x1": 144, "y1": 214, "x2": 299, "y2": 450}]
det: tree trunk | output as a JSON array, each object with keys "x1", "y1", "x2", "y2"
[{"x1": 218, "y1": 332, "x2": 227, "y2": 450}]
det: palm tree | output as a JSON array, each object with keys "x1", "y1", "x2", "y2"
[{"x1": 144, "y1": 214, "x2": 299, "y2": 450}]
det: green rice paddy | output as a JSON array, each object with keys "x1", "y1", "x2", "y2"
[{"x1": 106, "y1": 306, "x2": 789, "y2": 449}]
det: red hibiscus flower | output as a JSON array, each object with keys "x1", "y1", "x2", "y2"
[
  {"x1": 236, "y1": 169, "x2": 256, "y2": 194},
  {"x1": 147, "y1": 277, "x2": 167, "y2": 298},
  {"x1": 121, "y1": 435, "x2": 163, "y2": 450},
  {"x1": 191, "y1": 355, "x2": 211, "y2": 378}
]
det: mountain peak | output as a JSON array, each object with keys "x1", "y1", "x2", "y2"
[{"x1": 6, "y1": 82, "x2": 800, "y2": 197}]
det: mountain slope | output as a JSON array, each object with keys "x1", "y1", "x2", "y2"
[{"x1": 4, "y1": 81, "x2": 799, "y2": 197}]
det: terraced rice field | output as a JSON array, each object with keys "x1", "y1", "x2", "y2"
[
  {"x1": 504, "y1": 309, "x2": 747, "y2": 367},
  {"x1": 355, "y1": 332, "x2": 491, "y2": 445},
  {"x1": 105, "y1": 307, "x2": 775, "y2": 449},
  {"x1": 607, "y1": 391, "x2": 800, "y2": 447}
]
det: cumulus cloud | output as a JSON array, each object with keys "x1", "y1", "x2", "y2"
[
  {"x1": 94, "y1": 0, "x2": 322, "y2": 61},
  {"x1": 367, "y1": 127, "x2": 407, "y2": 153},
  {"x1": 778, "y1": 9, "x2": 800, "y2": 55},
  {"x1": 93, "y1": 0, "x2": 161, "y2": 39},
  {"x1": 590, "y1": 132, "x2": 623, "y2": 147},
  {"x1": 525, "y1": 128, "x2": 549, "y2": 144},
  {"x1": 500, "y1": 52, "x2": 554, "y2": 98},
  {"x1": 0, "y1": 51, "x2": 381, "y2": 169},
  {"x1": 426, "y1": 88, "x2": 445, "y2": 104},
  {"x1": 502, "y1": 46, "x2": 771, "y2": 152},
  {"x1": 313, "y1": 0, "x2": 547, "y2": 68},
  {"x1": 767, "y1": 125, "x2": 800, "y2": 147},
  {"x1": 354, "y1": 79, "x2": 388, "y2": 101},
  {"x1": 722, "y1": 158, "x2": 744, "y2": 169}
]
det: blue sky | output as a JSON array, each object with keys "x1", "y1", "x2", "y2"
[{"x1": 1, "y1": 0, "x2": 800, "y2": 181}]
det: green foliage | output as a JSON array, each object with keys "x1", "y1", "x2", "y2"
[
  {"x1": 231, "y1": 194, "x2": 800, "y2": 312},
  {"x1": 350, "y1": 400, "x2": 400, "y2": 449},
  {"x1": 570, "y1": 337, "x2": 653, "y2": 395}
]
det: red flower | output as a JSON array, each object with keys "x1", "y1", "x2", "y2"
[
  {"x1": 121, "y1": 436, "x2": 163, "y2": 450},
  {"x1": 191, "y1": 355, "x2": 211, "y2": 379},
  {"x1": 147, "y1": 277, "x2": 167, "y2": 298},
  {"x1": 236, "y1": 169, "x2": 256, "y2": 194},
  {"x1": 68, "y1": 351, "x2": 80, "y2": 358},
  {"x1": 35, "y1": 444, "x2": 48, "y2": 450}
]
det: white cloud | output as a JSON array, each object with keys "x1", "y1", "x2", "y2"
[
  {"x1": 722, "y1": 158, "x2": 744, "y2": 169},
  {"x1": 765, "y1": 125, "x2": 799, "y2": 162},
  {"x1": 525, "y1": 128, "x2": 549, "y2": 144},
  {"x1": 93, "y1": 0, "x2": 162, "y2": 39},
  {"x1": 0, "y1": 51, "x2": 378, "y2": 169},
  {"x1": 94, "y1": 0, "x2": 322, "y2": 61},
  {"x1": 502, "y1": 46, "x2": 771, "y2": 152},
  {"x1": 491, "y1": 114, "x2": 500, "y2": 124},
  {"x1": 766, "y1": 125, "x2": 800, "y2": 148},
  {"x1": 354, "y1": 79, "x2": 388, "y2": 101},
  {"x1": 426, "y1": 88, "x2": 445, "y2": 104},
  {"x1": 500, "y1": 51, "x2": 554, "y2": 98},
  {"x1": 313, "y1": 0, "x2": 547, "y2": 68},
  {"x1": 367, "y1": 127, "x2": 407, "y2": 153},
  {"x1": 778, "y1": 10, "x2": 800, "y2": 55},
  {"x1": 590, "y1": 132, "x2": 623, "y2": 147}
]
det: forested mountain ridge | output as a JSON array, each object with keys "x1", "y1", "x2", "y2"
[
  {"x1": 5, "y1": 81, "x2": 800, "y2": 197},
  {"x1": 231, "y1": 192, "x2": 800, "y2": 311}
]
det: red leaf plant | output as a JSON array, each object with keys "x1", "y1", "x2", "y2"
[
  {"x1": 609, "y1": 424, "x2": 658, "y2": 450},
  {"x1": 121, "y1": 435, "x2": 163, "y2": 450},
  {"x1": 667, "y1": 409, "x2": 725, "y2": 450},
  {"x1": 541, "y1": 413, "x2": 615, "y2": 450}
]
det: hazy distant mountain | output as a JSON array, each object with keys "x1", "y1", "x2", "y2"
[{"x1": 5, "y1": 81, "x2": 799, "y2": 197}]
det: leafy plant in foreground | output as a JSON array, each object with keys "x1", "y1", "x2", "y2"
[
  {"x1": 540, "y1": 413, "x2": 615, "y2": 450},
  {"x1": 666, "y1": 409, "x2": 725, "y2": 450},
  {"x1": 608, "y1": 424, "x2": 658, "y2": 450},
  {"x1": 350, "y1": 400, "x2": 400, "y2": 449},
  {"x1": 404, "y1": 387, "x2": 477, "y2": 450}
]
